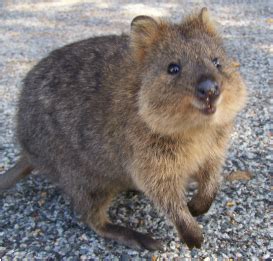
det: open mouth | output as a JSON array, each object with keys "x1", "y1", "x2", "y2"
[
  {"x1": 191, "y1": 97, "x2": 218, "y2": 115},
  {"x1": 194, "y1": 78, "x2": 221, "y2": 115},
  {"x1": 201, "y1": 97, "x2": 216, "y2": 115}
]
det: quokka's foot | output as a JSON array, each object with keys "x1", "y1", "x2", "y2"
[{"x1": 97, "y1": 223, "x2": 164, "y2": 251}]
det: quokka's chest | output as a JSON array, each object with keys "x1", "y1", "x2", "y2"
[{"x1": 146, "y1": 131, "x2": 224, "y2": 177}]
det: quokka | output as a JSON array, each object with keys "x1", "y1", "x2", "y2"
[{"x1": 0, "y1": 8, "x2": 246, "y2": 250}]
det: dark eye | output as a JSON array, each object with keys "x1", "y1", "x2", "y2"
[
  {"x1": 167, "y1": 63, "x2": 180, "y2": 75},
  {"x1": 212, "y1": 58, "x2": 221, "y2": 69}
]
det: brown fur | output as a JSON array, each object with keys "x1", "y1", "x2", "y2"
[{"x1": 0, "y1": 8, "x2": 246, "y2": 251}]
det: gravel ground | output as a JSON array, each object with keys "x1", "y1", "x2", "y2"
[{"x1": 0, "y1": 0, "x2": 272, "y2": 259}]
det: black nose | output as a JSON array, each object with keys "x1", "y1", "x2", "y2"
[{"x1": 196, "y1": 79, "x2": 220, "y2": 100}]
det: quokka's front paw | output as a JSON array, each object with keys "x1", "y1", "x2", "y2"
[
  {"x1": 187, "y1": 199, "x2": 211, "y2": 217},
  {"x1": 176, "y1": 222, "x2": 204, "y2": 249}
]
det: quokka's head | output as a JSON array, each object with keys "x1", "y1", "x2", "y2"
[{"x1": 130, "y1": 8, "x2": 246, "y2": 135}]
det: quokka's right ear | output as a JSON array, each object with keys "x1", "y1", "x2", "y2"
[{"x1": 130, "y1": 16, "x2": 160, "y2": 61}]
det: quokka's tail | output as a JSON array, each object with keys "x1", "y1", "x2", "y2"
[{"x1": 0, "y1": 156, "x2": 33, "y2": 193}]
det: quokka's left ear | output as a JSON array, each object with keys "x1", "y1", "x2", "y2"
[
  {"x1": 181, "y1": 7, "x2": 220, "y2": 38},
  {"x1": 198, "y1": 7, "x2": 218, "y2": 37}
]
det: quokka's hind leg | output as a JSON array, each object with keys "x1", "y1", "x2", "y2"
[
  {"x1": 73, "y1": 188, "x2": 163, "y2": 251},
  {"x1": 97, "y1": 222, "x2": 163, "y2": 251}
]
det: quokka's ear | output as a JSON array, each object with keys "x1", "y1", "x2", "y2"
[
  {"x1": 130, "y1": 16, "x2": 160, "y2": 61},
  {"x1": 198, "y1": 7, "x2": 218, "y2": 36},
  {"x1": 181, "y1": 7, "x2": 219, "y2": 38}
]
